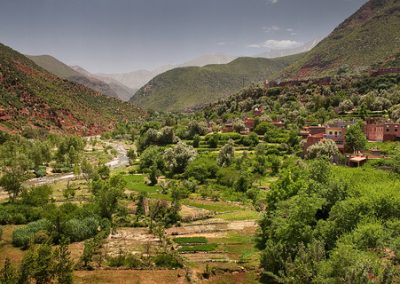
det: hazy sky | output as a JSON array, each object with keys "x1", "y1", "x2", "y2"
[{"x1": 0, "y1": 0, "x2": 368, "y2": 73}]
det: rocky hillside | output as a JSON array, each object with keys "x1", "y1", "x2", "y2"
[
  {"x1": 0, "y1": 43, "x2": 145, "y2": 135},
  {"x1": 130, "y1": 54, "x2": 304, "y2": 112},
  {"x1": 281, "y1": 0, "x2": 400, "y2": 79}
]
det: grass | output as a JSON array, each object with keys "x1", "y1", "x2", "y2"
[
  {"x1": 123, "y1": 175, "x2": 171, "y2": 201},
  {"x1": 217, "y1": 210, "x2": 260, "y2": 221},
  {"x1": 331, "y1": 164, "x2": 400, "y2": 195},
  {"x1": 366, "y1": 141, "x2": 399, "y2": 154},
  {"x1": 178, "y1": 243, "x2": 218, "y2": 253},
  {"x1": 173, "y1": 237, "x2": 208, "y2": 244},
  {"x1": 182, "y1": 200, "x2": 243, "y2": 213}
]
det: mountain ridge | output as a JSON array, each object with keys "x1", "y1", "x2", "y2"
[
  {"x1": 0, "y1": 43, "x2": 145, "y2": 135},
  {"x1": 130, "y1": 53, "x2": 304, "y2": 112},
  {"x1": 27, "y1": 55, "x2": 135, "y2": 101},
  {"x1": 280, "y1": 0, "x2": 400, "y2": 79}
]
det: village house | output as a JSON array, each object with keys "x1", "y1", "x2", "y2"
[
  {"x1": 364, "y1": 119, "x2": 400, "y2": 142},
  {"x1": 222, "y1": 121, "x2": 234, "y2": 133},
  {"x1": 244, "y1": 117, "x2": 255, "y2": 131},
  {"x1": 302, "y1": 123, "x2": 347, "y2": 154},
  {"x1": 253, "y1": 106, "x2": 264, "y2": 117},
  {"x1": 272, "y1": 120, "x2": 285, "y2": 128}
]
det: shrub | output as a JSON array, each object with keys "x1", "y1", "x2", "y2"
[
  {"x1": 107, "y1": 253, "x2": 143, "y2": 268},
  {"x1": 63, "y1": 217, "x2": 99, "y2": 242},
  {"x1": 21, "y1": 185, "x2": 53, "y2": 207},
  {"x1": 185, "y1": 156, "x2": 218, "y2": 183},
  {"x1": 153, "y1": 252, "x2": 183, "y2": 268},
  {"x1": 33, "y1": 230, "x2": 50, "y2": 244},
  {"x1": 12, "y1": 219, "x2": 52, "y2": 248}
]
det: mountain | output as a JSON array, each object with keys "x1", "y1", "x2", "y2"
[
  {"x1": 70, "y1": 66, "x2": 136, "y2": 101},
  {"x1": 181, "y1": 53, "x2": 236, "y2": 67},
  {"x1": 0, "y1": 43, "x2": 144, "y2": 135},
  {"x1": 96, "y1": 69, "x2": 164, "y2": 94},
  {"x1": 281, "y1": 0, "x2": 400, "y2": 79},
  {"x1": 255, "y1": 39, "x2": 321, "y2": 59},
  {"x1": 27, "y1": 55, "x2": 135, "y2": 101},
  {"x1": 97, "y1": 53, "x2": 236, "y2": 92},
  {"x1": 130, "y1": 54, "x2": 304, "y2": 112}
]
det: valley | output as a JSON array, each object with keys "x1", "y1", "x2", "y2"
[{"x1": 1, "y1": 0, "x2": 400, "y2": 283}]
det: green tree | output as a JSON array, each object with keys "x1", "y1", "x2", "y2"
[
  {"x1": 345, "y1": 124, "x2": 367, "y2": 153},
  {"x1": 97, "y1": 165, "x2": 110, "y2": 180},
  {"x1": 217, "y1": 140, "x2": 235, "y2": 167},
  {"x1": 233, "y1": 119, "x2": 245, "y2": 133},
  {"x1": 139, "y1": 146, "x2": 164, "y2": 172},
  {"x1": 53, "y1": 240, "x2": 74, "y2": 284},
  {"x1": 163, "y1": 142, "x2": 197, "y2": 175},
  {"x1": 235, "y1": 173, "x2": 251, "y2": 192},
  {"x1": 192, "y1": 135, "x2": 200, "y2": 148},
  {"x1": 148, "y1": 165, "x2": 159, "y2": 186},
  {"x1": 306, "y1": 139, "x2": 339, "y2": 161},
  {"x1": 94, "y1": 175, "x2": 126, "y2": 220},
  {"x1": 207, "y1": 133, "x2": 219, "y2": 148},
  {"x1": 127, "y1": 149, "x2": 137, "y2": 164}
]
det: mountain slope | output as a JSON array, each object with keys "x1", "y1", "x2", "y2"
[
  {"x1": 27, "y1": 55, "x2": 135, "y2": 101},
  {"x1": 97, "y1": 53, "x2": 236, "y2": 91},
  {"x1": 0, "y1": 43, "x2": 144, "y2": 134},
  {"x1": 281, "y1": 0, "x2": 400, "y2": 79},
  {"x1": 130, "y1": 54, "x2": 304, "y2": 112},
  {"x1": 71, "y1": 66, "x2": 136, "y2": 101}
]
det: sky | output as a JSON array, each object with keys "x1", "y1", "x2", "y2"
[{"x1": 0, "y1": 0, "x2": 368, "y2": 73}]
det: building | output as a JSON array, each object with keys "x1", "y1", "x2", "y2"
[
  {"x1": 253, "y1": 106, "x2": 264, "y2": 117},
  {"x1": 222, "y1": 122, "x2": 234, "y2": 133},
  {"x1": 364, "y1": 119, "x2": 400, "y2": 141},
  {"x1": 272, "y1": 121, "x2": 285, "y2": 129},
  {"x1": 244, "y1": 118, "x2": 255, "y2": 131},
  {"x1": 303, "y1": 123, "x2": 347, "y2": 154}
]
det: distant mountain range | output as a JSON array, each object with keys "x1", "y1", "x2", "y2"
[
  {"x1": 281, "y1": 0, "x2": 400, "y2": 79},
  {"x1": 0, "y1": 43, "x2": 144, "y2": 134},
  {"x1": 96, "y1": 53, "x2": 237, "y2": 92},
  {"x1": 27, "y1": 55, "x2": 136, "y2": 101},
  {"x1": 130, "y1": 54, "x2": 304, "y2": 112}
]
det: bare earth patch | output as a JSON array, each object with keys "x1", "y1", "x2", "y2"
[
  {"x1": 74, "y1": 269, "x2": 189, "y2": 284},
  {"x1": 104, "y1": 227, "x2": 160, "y2": 257}
]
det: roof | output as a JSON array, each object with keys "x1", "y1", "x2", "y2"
[{"x1": 349, "y1": 156, "x2": 367, "y2": 163}]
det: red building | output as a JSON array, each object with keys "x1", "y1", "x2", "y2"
[
  {"x1": 244, "y1": 118, "x2": 255, "y2": 131},
  {"x1": 364, "y1": 119, "x2": 400, "y2": 141},
  {"x1": 303, "y1": 124, "x2": 347, "y2": 154}
]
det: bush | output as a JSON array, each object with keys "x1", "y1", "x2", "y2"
[
  {"x1": 0, "y1": 205, "x2": 45, "y2": 225},
  {"x1": 153, "y1": 252, "x2": 183, "y2": 268},
  {"x1": 63, "y1": 217, "x2": 99, "y2": 242},
  {"x1": 33, "y1": 230, "x2": 50, "y2": 244},
  {"x1": 107, "y1": 253, "x2": 143, "y2": 268},
  {"x1": 34, "y1": 166, "x2": 47, "y2": 178},
  {"x1": 12, "y1": 219, "x2": 52, "y2": 248},
  {"x1": 185, "y1": 156, "x2": 218, "y2": 183},
  {"x1": 21, "y1": 185, "x2": 53, "y2": 207}
]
